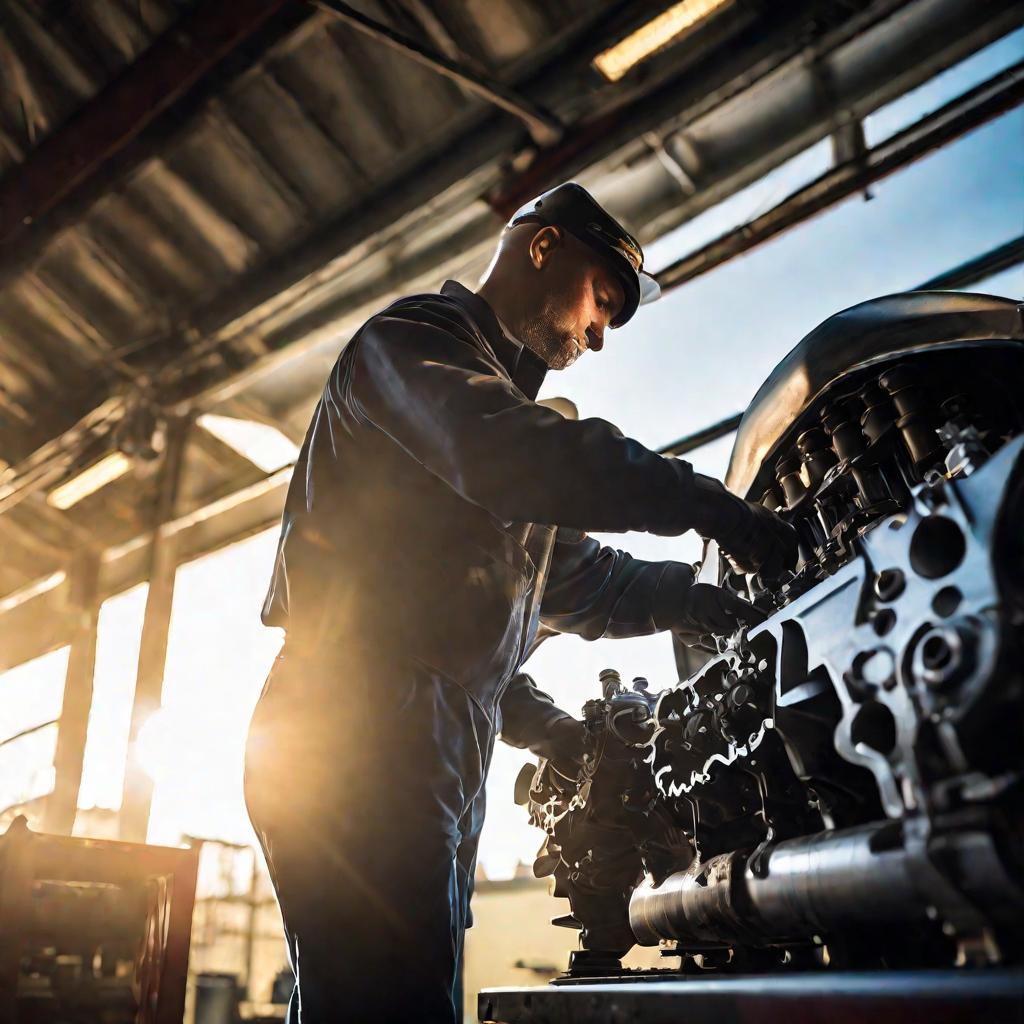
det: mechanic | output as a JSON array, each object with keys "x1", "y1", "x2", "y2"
[{"x1": 243, "y1": 182, "x2": 798, "y2": 1023}]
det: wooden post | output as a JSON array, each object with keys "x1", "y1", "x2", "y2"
[
  {"x1": 119, "y1": 418, "x2": 190, "y2": 844},
  {"x1": 42, "y1": 549, "x2": 101, "y2": 835}
]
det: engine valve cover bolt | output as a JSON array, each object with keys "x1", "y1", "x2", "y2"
[
  {"x1": 913, "y1": 622, "x2": 976, "y2": 689},
  {"x1": 728, "y1": 683, "x2": 754, "y2": 708},
  {"x1": 874, "y1": 568, "x2": 906, "y2": 601}
]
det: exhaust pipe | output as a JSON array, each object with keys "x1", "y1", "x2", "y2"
[{"x1": 629, "y1": 824, "x2": 921, "y2": 947}]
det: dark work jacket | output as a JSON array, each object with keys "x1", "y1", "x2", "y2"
[{"x1": 262, "y1": 281, "x2": 701, "y2": 738}]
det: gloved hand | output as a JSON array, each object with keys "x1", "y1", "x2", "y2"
[
  {"x1": 537, "y1": 716, "x2": 588, "y2": 771},
  {"x1": 688, "y1": 472, "x2": 799, "y2": 576},
  {"x1": 670, "y1": 582, "x2": 765, "y2": 642}
]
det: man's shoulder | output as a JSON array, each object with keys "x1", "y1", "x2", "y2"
[{"x1": 373, "y1": 289, "x2": 484, "y2": 341}]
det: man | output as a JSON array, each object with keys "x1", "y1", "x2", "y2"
[{"x1": 244, "y1": 182, "x2": 797, "y2": 1023}]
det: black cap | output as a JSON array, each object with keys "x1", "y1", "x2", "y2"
[{"x1": 507, "y1": 182, "x2": 660, "y2": 327}]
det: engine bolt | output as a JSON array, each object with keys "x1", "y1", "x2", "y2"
[
  {"x1": 874, "y1": 568, "x2": 905, "y2": 602},
  {"x1": 914, "y1": 623, "x2": 976, "y2": 689},
  {"x1": 729, "y1": 683, "x2": 753, "y2": 708}
]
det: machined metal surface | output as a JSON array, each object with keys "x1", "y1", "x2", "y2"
[
  {"x1": 480, "y1": 971, "x2": 1024, "y2": 1024},
  {"x1": 519, "y1": 291, "x2": 1024, "y2": 980},
  {"x1": 724, "y1": 291, "x2": 1024, "y2": 500}
]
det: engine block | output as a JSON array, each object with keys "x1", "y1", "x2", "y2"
[{"x1": 519, "y1": 294, "x2": 1024, "y2": 976}]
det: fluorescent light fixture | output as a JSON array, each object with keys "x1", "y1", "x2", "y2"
[
  {"x1": 199, "y1": 414, "x2": 299, "y2": 473},
  {"x1": 48, "y1": 452, "x2": 132, "y2": 510},
  {"x1": 593, "y1": 0, "x2": 732, "y2": 82}
]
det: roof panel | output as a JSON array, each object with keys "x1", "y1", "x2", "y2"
[
  {"x1": 171, "y1": 108, "x2": 311, "y2": 249},
  {"x1": 222, "y1": 71, "x2": 361, "y2": 217},
  {"x1": 36, "y1": 229, "x2": 168, "y2": 346}
]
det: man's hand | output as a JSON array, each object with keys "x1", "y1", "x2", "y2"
[
  {"x1": 688, "y1": 472, "x2": 799, "y2": 577},
  {"x1": 671, "y1": 582, "x2": 765, "y2": 642},
  {"x1": 539, "y1": 716, "x2": 588, "y2": 770}
]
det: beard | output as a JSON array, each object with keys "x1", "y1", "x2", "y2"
[{"x1": 519, "y1": 295, "x2": 581, "y2": 370}]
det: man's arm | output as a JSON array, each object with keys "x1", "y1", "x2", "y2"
[
  {"x1": 341, "y1": 299, "x2": 695, "y2": 535},
  {"x1": 499, "y1": 672, "x2": 586, "y2": 766},
  {"x1": 541, "y1": 528, "x2": 760, "y2": 641}
]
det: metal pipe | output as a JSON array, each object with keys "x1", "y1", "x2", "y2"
[
  {"x1": 311, "y1": 0, "x2": 563, "y2": 147},
  {"x1": 915, "y1": 234, "x2": 1024, "y2": 290},
  {"x1": 657, "y1": 412, "x2": 743, "y2": 456},
  {"x1": 629, "y1": 823, "x2": 919, "y2": 946},
  {"x1": 655, "y1": 61, "x2": 1024, "y2": 294}
]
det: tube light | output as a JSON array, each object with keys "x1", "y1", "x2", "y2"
[
  {"x1": 47, "y1": 451, "x2": 132, "y2": 510},
  {"x1": 198, "y1": 414, "x2": 299, "y2": 473},
  {"x1": 593, "y1": 0, "x2": 733, "y2": 82}
]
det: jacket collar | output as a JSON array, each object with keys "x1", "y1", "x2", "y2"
[{"x1": 440, "y1": 280, "x2": 548, "y2": 400}]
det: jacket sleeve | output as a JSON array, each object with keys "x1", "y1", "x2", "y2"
[
  {"x1": 341, "y1": 299, "x2": 697, "y2": 534},
  {"x1": 540, "y1": 527, "x2": 696, "y2": 640},
  {"x1": 498, "y1": 672, "x2": 574, "y2": 753}
]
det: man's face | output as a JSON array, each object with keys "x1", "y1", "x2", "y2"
[{"x1": 519, "y1": 229, "x2": 626, "y2": 371}]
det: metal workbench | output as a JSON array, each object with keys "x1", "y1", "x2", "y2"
[{"x1": 479, "y1": 969, "x2": 1024, "y2": 1023}]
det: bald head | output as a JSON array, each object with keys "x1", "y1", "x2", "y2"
[{"x1": 476, "y1": 222, "x2": 625, "y2": 370}]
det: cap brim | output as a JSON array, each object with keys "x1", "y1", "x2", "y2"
[{"x1": 639, "y1": 272, "x2": 661, "y2": 306}]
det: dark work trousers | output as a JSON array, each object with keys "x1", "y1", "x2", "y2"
[{"x1": 244, "y1": 647, "x2": 495, "y2": 1023}]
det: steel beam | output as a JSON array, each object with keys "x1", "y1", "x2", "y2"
[
  {"x1": 655, "y1": 61, "x2": 1024, "y2": 293},
  {"x1": 162, "y1": 0, "x2": 1021, "y2": 408},
  {"x1": 312, "y1": 0, "x2": 563, "y2": 146},
  {"x1": 916, "y1": 234, "x2": 1024, "y2": 291},
  {"x1": 657, "y1": 413, "x2": 744, "y2": 457},
  {"x1": 118, "y1": 417, "x2": 190, "y2": 844},
  {"x1": 42, "y1": 548, "x2": 101, "y2": 836}
]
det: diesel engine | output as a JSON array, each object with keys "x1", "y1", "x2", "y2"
[{"x1": 518, "y1": 291, "x2": 1024, "y2": 976}]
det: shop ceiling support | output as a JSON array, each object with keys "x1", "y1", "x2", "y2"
[
  {"x1": 655, "y1": 60, "x2": 1024, "y2": 293},
  {"x1": 41, "y1": 547, "x2": 101, "y2": 835},
  {"x1": 119, "y1": 417, "x2": 190, "y2": 844}
]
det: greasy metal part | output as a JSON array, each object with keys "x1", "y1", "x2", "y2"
[
  {"x1": 822, "y1": 399, "x2": 888, "y2": 505},
  {"x1": 725, "y1": 298, "x2": 1024, "y2": 503},
  {"x1": 520, "y1": 294, "x2": 1024, "y2": 978},
  {"x1": 761, "y1": 483, "x2": 784, "y2": 511},
  {"x1": 629, "y1": 824, "x2": 919, "y2": 946},
  {"x1": 776, "y1": 454, "x2": 805, "y2": 508},
  {"x1": 879, "y1": 364, "x2": 943, "y2": 470},
  {"x1": 796, "y1": 426, "x2": 837, "y2": 491},
  {"x1": 859, "y1": 381, "x2": 897, "y2": 444}
]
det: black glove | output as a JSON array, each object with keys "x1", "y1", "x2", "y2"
[
  {"x1": 677, "y1": 582, "x2": 765, "y2": 638},
  {"x1": 688, "y1": 472, "x2": 799, "y2": 576},
  {"x1": 536, "y1": 716, "x2": 588, "y2": 769}
]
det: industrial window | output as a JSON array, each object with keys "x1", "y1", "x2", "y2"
[
  {"x1": 74, "y1": 583, "x2": 150, "y2": 837},
  {"x1": 142, "y1": 528, "x2": 282, "y2": 851},
  {"x1": 0, "y1": 647, "x2": 69, "y2": 830}
]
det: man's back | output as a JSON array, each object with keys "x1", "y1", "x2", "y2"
[{"x1": 263, "y1": 283, "x2": 553, "y2": 707}]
